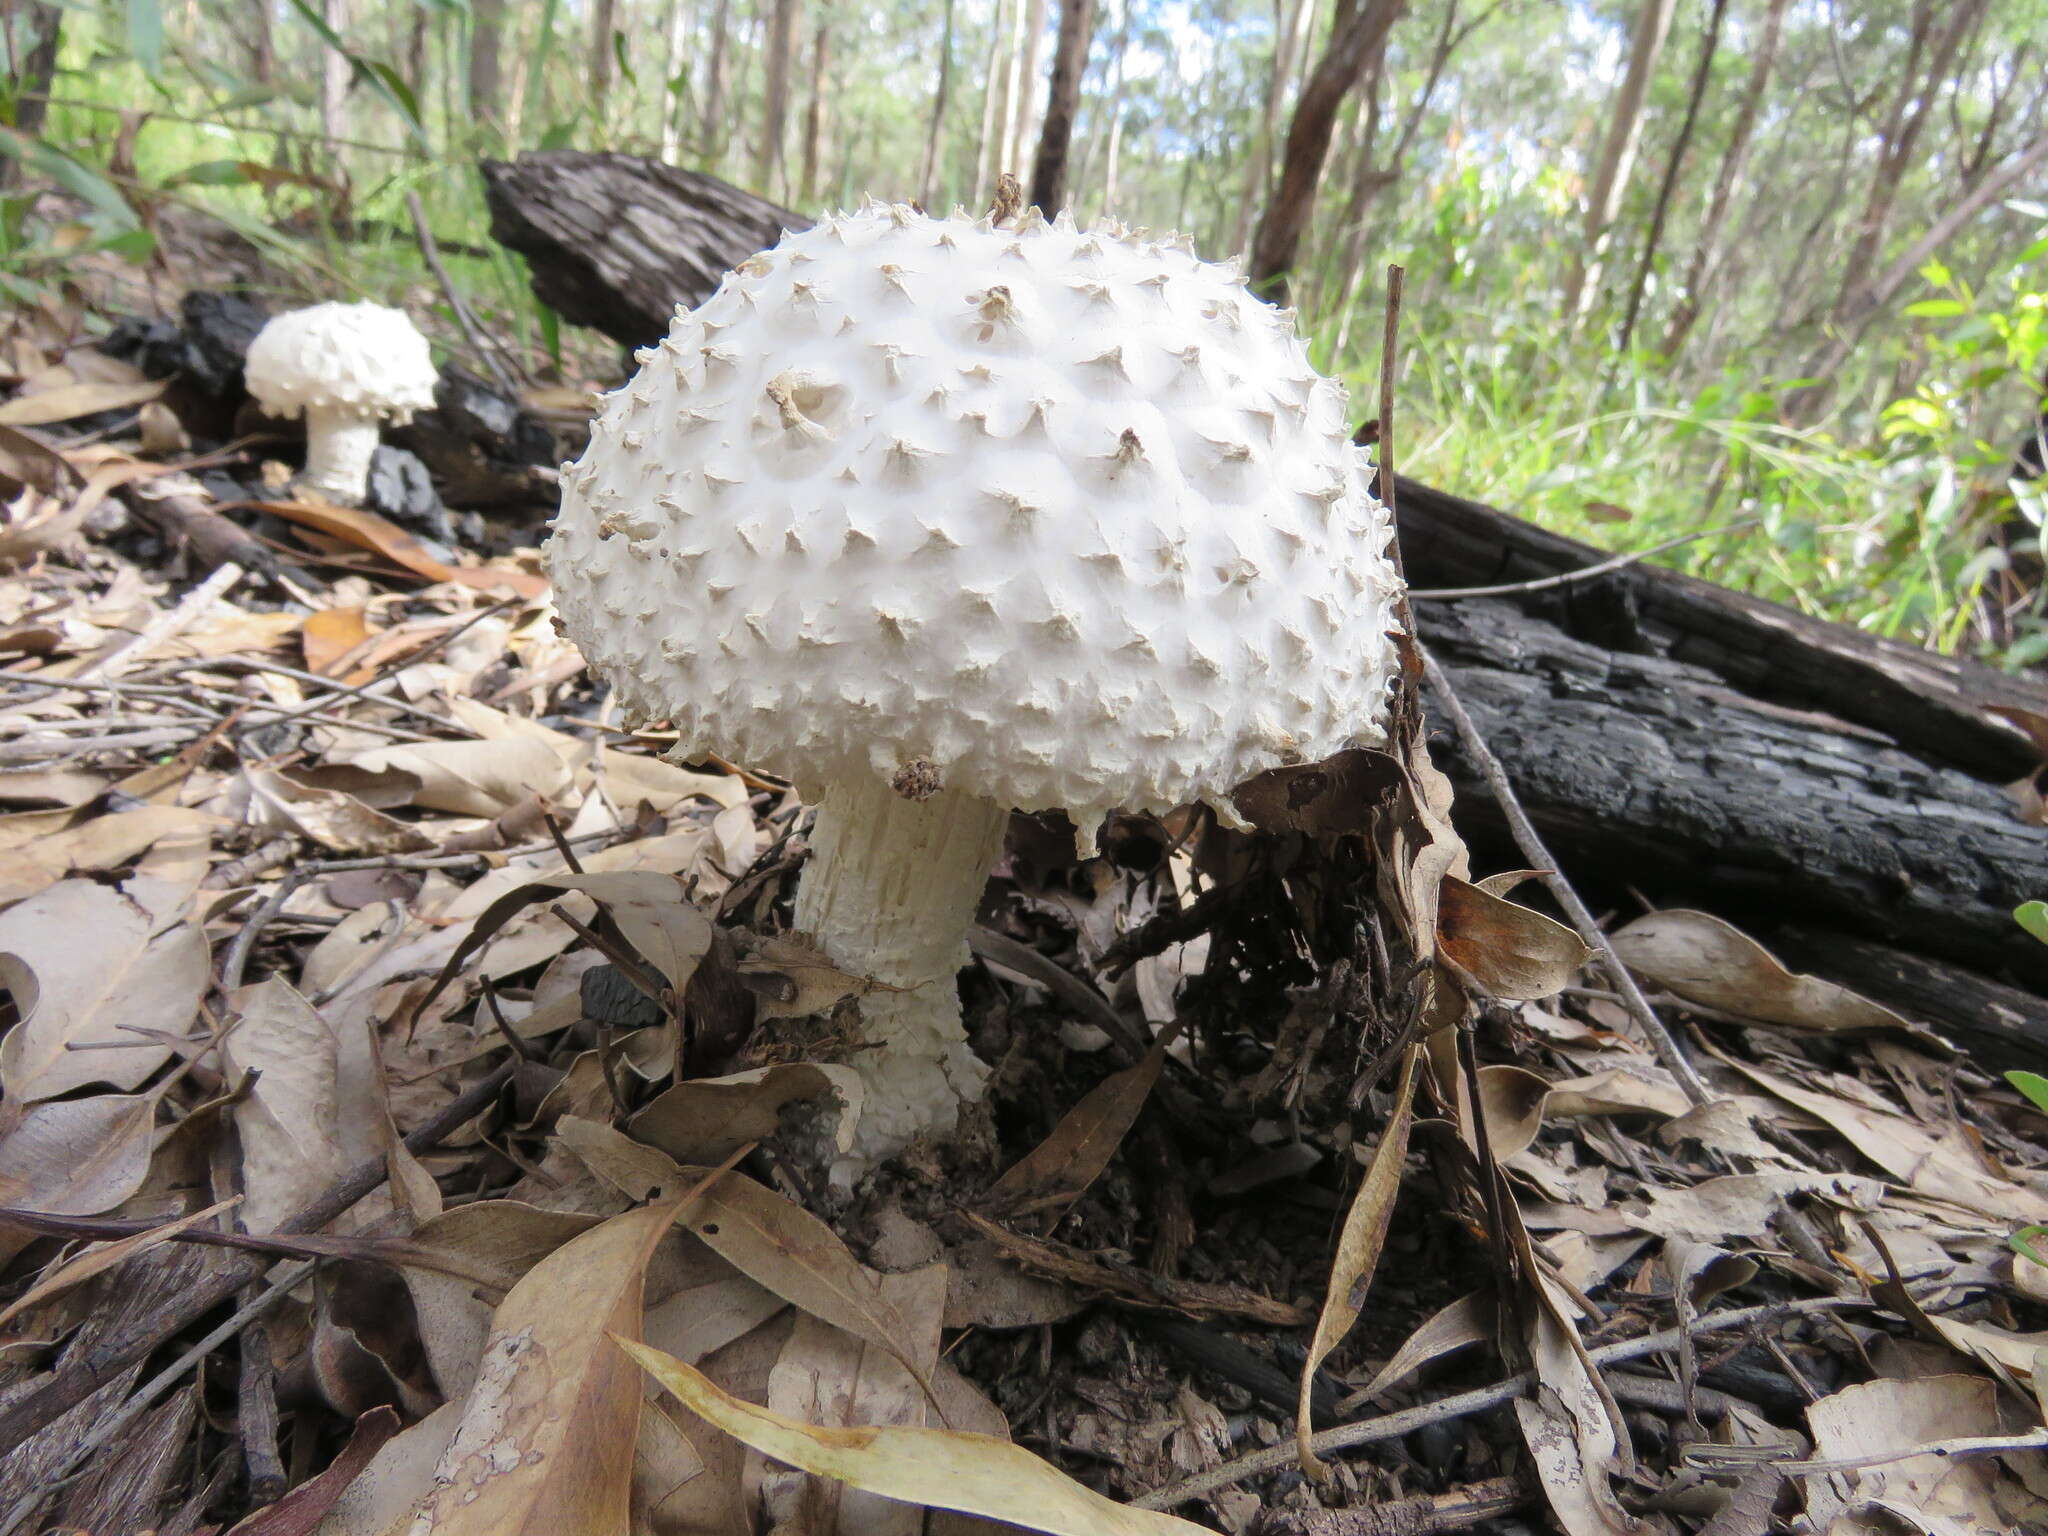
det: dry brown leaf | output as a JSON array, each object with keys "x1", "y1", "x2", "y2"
[
  {"x1": 0, "y1": 377, "x2": 165, "y2": 426},
  {"x1": 0, "y1": 804, "x2": 218, "y2": 905},
  {"x1": 629, "y1": 1064, "x2": 864, "y2": 1166},
  {"x1": 255, "y1": 498, "x2": 547, "y2": 598},
  {"x1": 1545, "y1": 1067, "x2": 1692, "y2": 1121},
  {"x1": 1804, "y1": 1375, "x2": 2015, "y2": 1533},
  {"x1": 228, "y1": 1406, "x2": 403, "y2": 1536},
  {"x1": 619, "y1": 1338, "x2": 1212, "y2": 1536},
  {"x1": 1610, "y1": 910, "x2": 1911, "y2": 1033},
  {"x1": 0, "y1": 1092, "x2": 161, "y2": 1265},
  {"x1": 1472, "y1": 1064, "x2": 1552, "y2": 1162},
  {"x1": 224, "y1": 977, "x2": 367, "y2": 1233},
  {"x1": 982, "y1": 1020, "x2": 1183, "y2": 1222},
  {"x1": 1437, "y1": 876, "x2": 1590, "y2": 1001},
  {"x1": 1362, "y1": 1291, "x2": 1491, "y2": 1398},
  {"x1": 1632, "y1": 1171, "x2": 1886, "y2": 1242},
  {"x1": 347, "y1": 738, "x2": 574, "y2": 819},
  {"x1": 315, "y1": 1404, "x2": 462, "y2": 1536},
  {"x1": 0, "y1": 877, "x2": 207, "y2": 1102},
  {"x1": 303, "y1": 607, "x2": 376, "y2": 678},
  {"x1": 397, "y1": 1193, "x2": 688, "y2": 1536},
  {"x1": 244, "y1": 767, "x2": 434, "y2": 857},
  {"x1": 1299, "y1": 1044, "x2": 1420, "y2": 1479},
  {"x1": 735, "y1": 932, "x2": 877, "y2": 1021}
]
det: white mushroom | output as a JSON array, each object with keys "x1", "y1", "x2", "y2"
[
  {"x1": 545, "y1": 202, "x2": 1404, "y2": 1171},
  {"x1": 243, "y1": 301, "x2": 440, "y2": 506}
]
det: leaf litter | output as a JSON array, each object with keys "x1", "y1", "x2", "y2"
[{"x1": 0, "y1": 278, "x2": 2044, "y2": 1536}]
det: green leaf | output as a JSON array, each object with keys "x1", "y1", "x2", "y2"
[
  {"x1": 2017, "y1": 902, "x2": 2048, "y2": 947},
  {"x1": 2013, "y1": 1225, "x2": 2048, "y2": 1266},
  {"x1": 1902, "y1": 298, "x2": 1968, "y2": 319},
  {"x1": 2007, "y1": 1069, "x2": 2048, "y2": 1118},
  {"x1": 283, "y1": 0, "x2": 430, "y2": 152},
  {"x1": 127, "y1": 0, "x2": 164, "y2": 75},
  {"x1": 164, "y1": 159, "x2": 251, "y2": 187},
  {"x1": 0, "y1": 130, "x2": 138, "y2": 231}
]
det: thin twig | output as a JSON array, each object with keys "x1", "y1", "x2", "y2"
[
  {"x1": 1132, "y1": 1295, "x2": 1864, "y2": 1509},
  {"x1": 74, "y1": 563, "x2": 244, "y2": 684},
  {"x1": 1410, "y1": 518, "x2": 1763, "y2": 600},
  {"x1": 1375, "y1": 263, "x2": 1403, "y2": 520},
  {"x1": 218, "y1": 870, "x2": 314, "y2": 993},
  {"x1": 405, "y1": 191, "x2": 522, "y2": 398},
  {"x1": 1417, "y1": 646, "x2": 1713, "y2": 1107}
]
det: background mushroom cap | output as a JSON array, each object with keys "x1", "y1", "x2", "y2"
[
  {"x1": 546, "y1": 202, "x2": 1403, "y2": 826},
  {"x1": 244, "y1": 300, "x2": 440, "y2": 423}
]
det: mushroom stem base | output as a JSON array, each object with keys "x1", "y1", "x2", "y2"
[
  {"x1": 792, "y1": 777, "x2": 1009, "y2": 1168},
  {"x1": 297, "y1": 404, "x2": 383, "y2": 506}
]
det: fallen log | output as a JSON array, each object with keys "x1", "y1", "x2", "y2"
[{"x1": 479, "y1": 152, "x2": 804, "y2": 349}]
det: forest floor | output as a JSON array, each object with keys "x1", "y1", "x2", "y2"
[{"x1": 2, "y1": 214, "x2": 2048, "y2": 1536}]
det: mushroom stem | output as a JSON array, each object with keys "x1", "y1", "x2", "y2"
[
  {"x1": 792, "y1": 775, "x2": 1009, "y2": 1167},
  {"x1": 297, "y1": 403, "x2": 385, "y2": 505}
]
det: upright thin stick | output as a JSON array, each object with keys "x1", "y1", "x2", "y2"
[
  {"x1": 1418, "y1": 647, "x2": 1713, "y2": 1106},
  {"x1": 406, "y1": 191, "x2": 521, "y2": 398}
]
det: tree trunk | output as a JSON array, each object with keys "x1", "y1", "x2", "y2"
[
  {"x1": 1560, "y1": 0, "x2": 1678, "y2": 320},
  {"x1": 757, "y1": 0, "x2": 802, "y2": 197},
  {"x1": 1096, "y1": 0, "x2": 1133, "y2": 215},
  {"x1": 1614, "y1": 0, "x2": 1728, "y2": 354},
  {"x1": 1010, "y1": 0, "x2": 1050, "y2": 182},
  {"x1": 590, "y1": 0, "x2": 618, "y2": 97},
  {"x1": 248, "y1": 0, "x2": 274, "y2": 87},
  {"x1": 993, "y1": 0, "x2": 1030, "y2": 180},
  {"x1": 469, "y1": 0, "x2": 505, "y2": 128},
  {"x1": 319, "y1": 0, "x2": 350, "y2": 169},
  {"x1": 1659, "y1": 0, "x2": 1788, "y2": 359},
  {"x1": 699, "y1": 0, "x2": 734, "y2": 161},
  {"x1": 1831, "y1": 0, "x2": 1987, "y2": 322},
  {"x1": 1028, "y1": 0, "x2": 1095, "y2": 214},
  {"x1": 1232, "y1": 0, "x2": 1316, "y2": 256},
  {"x1": 800, "y1": 10, "x2": 832, "y2": 206},
  {"x1": 660, "y1": 0, "x2": 693, "y2": 161},
  {"x1": 1247, "y1": 0, "x2": 1407, "y2": 300},
  {"x1": 917, "y1": 0, "x2": 958, "y2": 205},
  {"x1": 1, "y1": 3, "x2": 62, "y2": 186},
  {"x1": 972, "y1": 0, "x2": 1013, "y2": 205}
]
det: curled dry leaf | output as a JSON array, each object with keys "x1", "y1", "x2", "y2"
[
  {"x1": 225, "y1": 977, "x2": 365, "y2": 1233},
  {"x1": 243, "y1": 767, "x2": 433, "y2": 856},
  {"x1": 1803, "y1": 1375, "x2": 2016, "y2": 1533},
  {"x1": 397, "y1": 1193, "x2": 687, "y2": 1536},
  {"x1": 1361, "y1": 1290, "x2": 1491, "y2": 1399},
  {"x1": 1437, "y1": 876, "x2": 1591, "y2": 1002},
  {"x1": 1299, "y1": 1044, "x2": 1420, "y2": 1480},
  {"x1": 0, "y1": 377, "x2": 166, "y2": 427},
  {"x1": 347, "y1": 738, "x2": 574, "y2": 819},
  {"x1": 616, "y1": 1338, "x2": 1213, "y2": 1536},
  {"x1": 256, "y1": 498, "x2": 547, "y2": 598},
  {"x1": 981, "y1": 1020, "x2": 1184, "y2": 1222},
  {"x1": 734, "y1": 932, "x2": 879, "y2": 1022},
  {"x1": 228, "y1": 1406, "x2": 402, "y2": 1536},
  {"x1": 0, "y1": 1092, "x2": 161, "y2": 1265},
  {"x1": 0, "y1": 876, "x2": 208, "y2": 1103},
  {"x1": 629, "y1": 1063, "x2": 865, "y2": 1165},
  {"x1": 1610, "y1": 910, "x2": 1911, "y2": 1033}
]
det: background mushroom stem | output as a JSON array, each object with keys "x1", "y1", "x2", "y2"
[
  {"x1": 297, "y1": 403, "x2": 385, "y2": 505},
  {"x1": 792, "y1": 774, "x2": 1011, "y2": 1167}
]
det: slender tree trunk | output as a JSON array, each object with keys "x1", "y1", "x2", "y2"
[
  {"x1": 994, "y1": 0, "x2": 1030, "y2": 178},
  {"x1": 468, "y1": 0, "x2": 506, "y2": 133},
  {"x1": 700, "y1": 0, "x2": 734, "y2": 160},
  {"x1": 757, "y1": 0, "x2": 802, "y2": 197},
  {"x1": 1232, "y1": 0, "x2": 1315, "y2": 255},
  {"x1": 1831, "y1": 0, "x2": 1987, "y2": 319},
  {"x1": 590, "y1": 0, "x2": 617, "y2": 97},
  {"x1": 1560, "y1": 0, "x2": 1678, "y2": 320},
  {"x1": 1248, "y1": 0, "x2": 1407, "y2": 299},
  {"x1": 1011, "y1": 0, "x2": 1050, "y2": 178},
  {"x1": 800, "y1": 9, "x2": 832, "y2": 205},
  {"x1": 917, "y1": 0, "x2": 958, "y2": 205},
  {"x1": 319, "y1": 0, "x2": 350, "y2": 168},
  {"x1": 972, "y1": 0, "x2": 1013, "y2": 204},
  {"x1": 1029, "y1": 0, "x2": 1095, "y2": 213},
  {"x1": 1615, "y1": 0, "x2": 1728, "y2": 354},
  {"x1": 249, "y1": 0, "x2": 274, "y2": 87},
  {"x1": 1097, "y1": 0, "x2": 1133, "y2": 215},
  {"x1": 661, "y1": 0, "x2": 693, "y2": 161},
  {"x1": 1659, "y1": 0, "x2": 1787, "y2": 359}
]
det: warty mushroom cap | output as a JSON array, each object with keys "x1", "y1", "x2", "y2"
[
  {"x1": 546, "y1": 202, "x2": 1403, "y2": 832},
  {"x1": 244, "y1": 300, "x2": 440, "y2": 424}
]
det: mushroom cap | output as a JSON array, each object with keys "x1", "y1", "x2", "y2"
[
  {"x1": 244, "y1": 301, "x2": 440, "y2": 423},
  {"x1": 546, "y1": 202, "x2": 1403, "y2": 827}
]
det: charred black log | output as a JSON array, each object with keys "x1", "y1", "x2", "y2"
[{"x1": 480, "y1": 152, "x2": 805, "y2": 349}]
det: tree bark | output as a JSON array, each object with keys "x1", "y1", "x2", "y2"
[
  {"x1": 1830, "y1": 0, "x2": 1988, "y2": 322},
  {"x1": 468, "y1": 0, "x2": 505, "y2": 129},
  {"x1": 972, "y1": 0, "x2": 1013, "y2": 205},
  {"x1": 1658, "y1": 0, "x2": 1788, "y2": 359},
  {"x1": 917, "y1": 0, "x2": 958, "y2": 206},
  {"x1": 588, "y1": 0, "x2": 617, "y2": 96},
  {"x1": 1028, "y1": 0, "x2": 1095, "y2": 214},
  {"x1": 1615, "y1": 0, "x2": 1728, "y2": 355},
  {"x1": 1247, "y1": 0, "x2": 1407, "y2": 300},
  {"x1": 1560, "y1": 0, "x2": 1678, "y2": 320},
  {"x1": 1011, "y1": 0, "x2": 1051, "y2": 182},
  {"x1": 1232, "y1": 0, "x2": 1316, "y2": 256},
  {"x1": 1, "y1": 2, "x2": 62, "y2": 190},
  {"x1": 756, "y1": 0, "x2": 802, "y2": 198},
  {"x1": 700, "y1": 0, "x2": 734, "y2": 160},
  {"x1": 1095, "y1": 0, "x2": 1133, "y2": 214},
  {"x1": 319, "y1": 0, "x2": 351, "y2": 168},
  {"x1": 800, "y1": 9, "x2": 832, "y2": 206}
]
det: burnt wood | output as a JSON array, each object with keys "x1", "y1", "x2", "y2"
[{"x1": 480, "y1": 152, "x2": 805, "y2": 349}]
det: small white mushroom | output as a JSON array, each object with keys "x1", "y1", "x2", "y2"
[
  {"x1": 243, "y1": 301, "x2": 438, "y2": 506},
  {"x1": 544, "y1": 203, "x2": 1404, "y2": 1174}
]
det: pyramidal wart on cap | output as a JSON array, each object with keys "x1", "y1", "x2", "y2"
[{"x1": 546, "y1": 198, "x2": 1404, "y2": 1173}]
